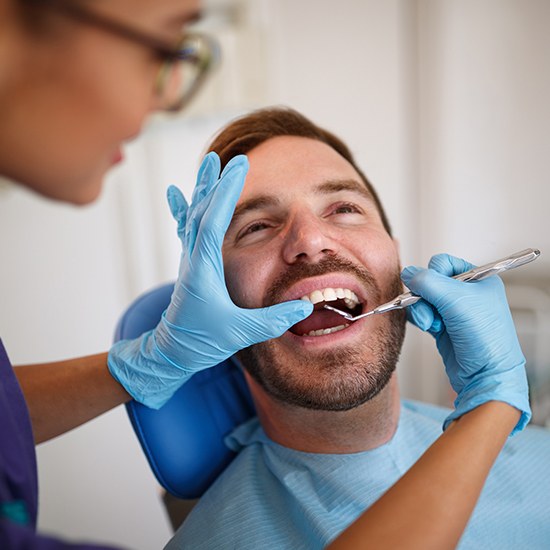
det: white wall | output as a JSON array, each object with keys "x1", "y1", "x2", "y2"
[
  {"x1": 0, "y1": 0, "x2": 548, "y2": 547},
  {"x1": 418, "y1": 0, "x2": 550, "y2": 264},
  {"x1": 416, "y1": 0, "x2": 550, "y2": 401}
]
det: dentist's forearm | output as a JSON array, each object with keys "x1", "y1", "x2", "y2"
[
  {"x1": 15, "y1": 353, "x2": 130, "y2": 444},
  {"x1": 327, "y1": 401, "x2": 520, "y2": 550}
]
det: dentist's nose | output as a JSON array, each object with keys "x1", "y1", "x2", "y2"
[{"x1": 281, "y1": 213, "x2": 336, "y2": 264}]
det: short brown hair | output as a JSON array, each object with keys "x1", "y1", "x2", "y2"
[{"x1": 207, "y1": 107, "x2": 392, "y2": 235}]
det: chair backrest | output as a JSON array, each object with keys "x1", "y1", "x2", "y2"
[{"x1": 114, "y1": 283, "x2": 256, "y2": 499}]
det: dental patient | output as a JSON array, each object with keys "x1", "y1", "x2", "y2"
[{"x1": 166, "y1": 107, "x2": 550, "y2": 549}]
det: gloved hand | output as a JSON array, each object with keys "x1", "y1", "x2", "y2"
[
  {"x1": 108, "y1": 153, "x2": 313, "y2": 408},
  {"x1": 401, "y1": 253, "x2": 530, "y2": 435}
]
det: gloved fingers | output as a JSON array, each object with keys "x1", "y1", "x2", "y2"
[
  {"x1": 190, "y1": 154, "x2": 248, "y2": 221},
  {"x1": 401, "y1": 264, "x2": 475, "y2": 311},
  {"x1": 185, "y1": 154, "x2": 245, "y2": 248},
  {"x1": 166, "y1": 185, "x2": 189, "y2": 243},
  {"x1": 406, "y1": 300, "x2": 444, "y2": 334},
  {"x1": 184, "y1": 153, "x2": 222, "y2": 255},
  {"x1": 190, "y1": 152, "x2": 221, "y2": 206},
  {"x1": 427, "y1": 253, "x2": 477, "y2": 277},
  {"x1": 429, "y1": 253, "x2": 508, "y2": 298},
  {"x1": 219, "y1": 153, "x2": 248, "y2": 178},
  {"x1": 240, "y1": 300, "x2": 314, "y2": 343},
  {"x1": 192, "y1": 155, "x2": 249, "y2": 261}
]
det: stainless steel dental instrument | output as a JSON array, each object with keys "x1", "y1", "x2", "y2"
[{"x1": 324, "y1": 248, "x2": 541, "y2": 322}]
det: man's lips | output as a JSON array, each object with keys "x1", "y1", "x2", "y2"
[
  {"x1": 277, "y1": 274, "x2": 369, "y2": 305},
  {"x1": 272, "y1": 275, "x2": 370, "y2": 337},
  {"x1": 290, "y1": 307, "x2": 352, "y2": 336}
]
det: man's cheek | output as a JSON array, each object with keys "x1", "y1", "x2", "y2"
[
  {"x1": 223, "y1": 259, "x2": 241, "y2": 303},
  {"x1": 369, "y1": 247, "x2": 401, "y2": 280},
  {"x1": 224, "y1": 263, "x2": 258, "y2": 308}
]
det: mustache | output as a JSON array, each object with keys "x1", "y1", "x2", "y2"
[{"x1": 263, "y1": 255, "x2": 382, "y2": 307}]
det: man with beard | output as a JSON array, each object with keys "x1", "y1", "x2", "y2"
[{"x1": 166, "y1": 107, "x2": 550, "y2": 549}]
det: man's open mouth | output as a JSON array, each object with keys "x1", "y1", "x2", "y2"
[{"x1": 290, "y1": 287, "x2": 364, "y2": 337}]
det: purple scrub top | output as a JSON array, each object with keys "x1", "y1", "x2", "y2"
[{"x1": 0, "y1": 339, "x2": 122, "y2": 549}]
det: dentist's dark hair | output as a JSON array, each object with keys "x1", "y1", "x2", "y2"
[{"x1": 207, "y1": 106, "x2": 392, "y2": 236}]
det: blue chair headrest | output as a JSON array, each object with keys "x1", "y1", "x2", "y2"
[{"x1": 114, "y1": 283, "x2": 255, "y2": 499}]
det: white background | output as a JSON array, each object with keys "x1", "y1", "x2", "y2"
[{"x1": 0, "y1": 0, "x2": 549, "y2": 548}]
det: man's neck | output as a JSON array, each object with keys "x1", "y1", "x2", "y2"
[{"x1": 246, "y1": 373, "x2": 401, "y2": 454}]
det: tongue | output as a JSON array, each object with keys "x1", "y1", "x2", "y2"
[{"x1": 291, "y1": 309, "x2": 348, "y2": 336}]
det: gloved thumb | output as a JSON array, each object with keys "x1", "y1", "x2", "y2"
[
  {"x1": 406, "y1": 301, "x2": 436, "y2": 332},
  {"x1": 250, "y1": 300, "x2": 314, "y2": 340}
]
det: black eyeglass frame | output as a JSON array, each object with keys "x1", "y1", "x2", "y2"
[{"x1": 24, "y1": 0, "x2": 219, "y2": 111}]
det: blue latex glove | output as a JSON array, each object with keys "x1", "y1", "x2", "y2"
[
  {"x1": 401, "y1": 253, "x2": 530, "y2": 435},
  {"x1": 108, "y1": 153, "x2": 313, "y2": 408}
]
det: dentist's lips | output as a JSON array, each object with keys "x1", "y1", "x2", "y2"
[{"x1": 110, "y1": 148, "x2": 124, "y2": 165}]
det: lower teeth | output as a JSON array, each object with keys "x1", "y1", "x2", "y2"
[{"x1": 306, "y1": 324, "x2": 349, "y2": 337}]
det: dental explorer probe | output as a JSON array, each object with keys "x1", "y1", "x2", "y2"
[{"x1": 324, "y1": 248, "x2": 541, "y2": 322}]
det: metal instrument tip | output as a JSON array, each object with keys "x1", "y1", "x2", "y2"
[{"x1": 323, "y1": 304, "x2": 375, "y2": 322}]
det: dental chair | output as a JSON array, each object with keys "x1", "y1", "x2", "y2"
[{"x1": 114, "y1": 283, "x2": 256, "y2": 528}]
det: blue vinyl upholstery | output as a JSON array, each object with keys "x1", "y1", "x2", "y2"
[{"x1": 114, "y1": 283, "x2": 255, "y2": 499}]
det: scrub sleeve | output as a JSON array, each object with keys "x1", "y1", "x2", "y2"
[{"x1": 0, "y1": 339, "x2": 122, "y2": 549}]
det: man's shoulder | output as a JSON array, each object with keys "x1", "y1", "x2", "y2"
[
  {"x1": 166, "y1": 420, "x2": 281, "y2": 549},
  {"x1": 500, "y1": 419, "x2": 550, "y2": 461},
  {"x1": 166, "y1": 402, "x2": 550, "y2": 549},
  {"x1": 167, "y1": 402, "x2": 448, "y2": 549},
  {"x1": 402, "y1": 398, "x2": 550, "y2": 448},
  {"x1": 461, "y1": 419, "x2": 550, "y2": 547}
]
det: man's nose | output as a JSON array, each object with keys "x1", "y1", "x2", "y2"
[{"x1": 281, "y1": 213, "x2": 337, "y2": 264}]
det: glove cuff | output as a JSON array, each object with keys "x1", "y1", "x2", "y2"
[
  {"x1": 443, "y1": 368, "x2": 531, "y2": 436},
  {"x1": 108, "y1": 330, "x2": 194, "y2": 409}
]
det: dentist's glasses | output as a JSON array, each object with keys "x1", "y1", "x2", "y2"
[
  {"x1": 27, "y1": 0, "x2": 219, "y2": 112},
  {"x1": 153, "y1": 32, "x2": 219, "y2": 112}
]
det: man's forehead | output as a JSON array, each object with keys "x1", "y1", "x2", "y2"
[{"x1": 242, "y1": 135, "x2": 365, "y2": 187}]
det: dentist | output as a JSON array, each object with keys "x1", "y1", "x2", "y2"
[{"x1": 0, "y1": 1, "x2": 310, "y2": 547}]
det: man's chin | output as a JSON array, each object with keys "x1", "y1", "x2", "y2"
[
  {"x1": 239, "y1": 307, "x2": 406, "y2": 411},
  {"x1": 238, "y1": 340, "x2": 397, "y2": 411}
]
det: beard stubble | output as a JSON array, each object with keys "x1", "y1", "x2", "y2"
[{"x1": 238, "y1": 255, "x2": 407, "y2": 411}]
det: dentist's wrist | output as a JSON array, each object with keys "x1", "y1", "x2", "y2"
[{"x1": 444, "y1": 368, "x2": 531, "y2": 436}]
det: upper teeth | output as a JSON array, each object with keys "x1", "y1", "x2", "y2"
[{"x1": 300, "y1": 287, "x2": 360, "y2": 309}]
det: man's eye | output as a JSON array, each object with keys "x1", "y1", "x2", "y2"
[
  {"x1": 237, "y1": 220, "x2": 271, "y2": 240},
  {"x1": 331, "y1": 202, "x2": 362, "y2": 215}
]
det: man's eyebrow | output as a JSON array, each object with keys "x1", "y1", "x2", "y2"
[
  {"x1": 229, "y1": 179, "x2": 373, "y2": 226},
  {"x1": 315, "y1": 179, "x2": 374, "y2": 200},
  {"x1": 230, "y1": 195, "x2": 281, "y2": 226}
]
